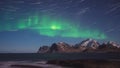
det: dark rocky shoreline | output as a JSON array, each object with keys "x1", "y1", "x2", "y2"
[
  {"x1": 11, "y1": 64, "x2": 43, "y2": 68},
  {"x1": 47, "y1": 60, "x2": 120, "y2": 68}
]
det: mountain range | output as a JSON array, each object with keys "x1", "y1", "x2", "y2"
[{"x1": 37, "y1": 39, "x2": 120, "y2": 53}]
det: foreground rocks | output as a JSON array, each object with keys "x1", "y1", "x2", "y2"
[
  {"x1": 47, "y1": 60, "x2": 120, "y2": 68},
  {"x1": 38, "y1": 39, "x2": 120, "y2": 53}
]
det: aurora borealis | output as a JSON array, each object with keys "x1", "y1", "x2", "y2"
[
  {"x1": 0, "y1": 0, "x2": 120, "y2": 53},
  {"x1": 1, "y1": 15, "x2": 106, "y2": 39}
]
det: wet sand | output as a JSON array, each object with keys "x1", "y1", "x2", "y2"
[{"x1": 0, "y1": 61, "x2": 65, "y2": 68}]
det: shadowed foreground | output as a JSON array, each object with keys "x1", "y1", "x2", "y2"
[
  {"x1": 47, "y1": 60, "x2": 120, "y2": 68},
  {"x1": 0, "y1": 53, "x2": 120, "y2": 68}
]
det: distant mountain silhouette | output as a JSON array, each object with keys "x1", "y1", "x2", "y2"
[{"x1": 37, "y1": 39, "x2": 120, "y2": 53}]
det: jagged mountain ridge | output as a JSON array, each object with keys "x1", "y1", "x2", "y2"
[{"x1": 37, "y1": 39, "x2": 120, "y2": 53}]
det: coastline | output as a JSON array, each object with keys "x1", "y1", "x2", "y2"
[
  {"x1": 0, "y1": 59, "x2": 120, "y2": 68},
  {"x1": 0, "y1": 53, "x2": 120, "y2": 68},
  {"x1": 0, "y1": 61, "x2": 64, "y2": 68}
]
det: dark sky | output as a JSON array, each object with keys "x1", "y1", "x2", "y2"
[{"x1": 0, "y1": 0, "x2": 120, "y2": 53}]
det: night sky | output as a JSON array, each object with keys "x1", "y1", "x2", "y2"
[{"x1": 0, "y1": 0, "x2": 120, "y2": 53}]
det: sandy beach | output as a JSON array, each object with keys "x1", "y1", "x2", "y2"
[{"x1": 0, "y1": 61, "x2": 65, "y2": 68}]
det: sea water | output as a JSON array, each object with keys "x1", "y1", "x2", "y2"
[{"x1": 0, "y1": 53, "x2": 120, "y2": 61}]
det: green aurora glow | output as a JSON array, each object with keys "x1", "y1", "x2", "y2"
[{"x1": 0, "y1": 15, "x2": 107, "y2": 39}]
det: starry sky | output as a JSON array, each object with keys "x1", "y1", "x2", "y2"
[{"x1": 0, "y1": 0, "x2": 120, "y2": 53}]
